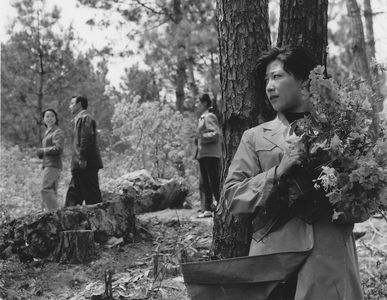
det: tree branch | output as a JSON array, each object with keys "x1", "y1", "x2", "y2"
[{"x1": 133, "y1": 0, "x2": 174, "y2": 21}]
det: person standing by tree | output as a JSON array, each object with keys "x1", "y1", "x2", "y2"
[
  {"x1": 37, "y1": 109, "x2": 64, "y2": 211},
  {"x1": 196, "y1": 94, "x2": 222, "y2": 218},
  {"x1": 224, "y1": 47, "x2": 364, "y2": 299},
  {"x1": 65, "y1": 95, "x2": 103, "y2": 207}
]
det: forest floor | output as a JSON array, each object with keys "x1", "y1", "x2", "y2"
[
  {"x1": 1, "y1": 208, "x2": 387, "y2": 300},
  {"x1": 0, "y1": 208, "x2": 212, "y2": 300}
]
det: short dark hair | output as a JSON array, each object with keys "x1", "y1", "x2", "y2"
[
  {"x1": 73, "y1": 95, "x2": 88, "y2": 109},
  {"x1": 255, "y1": 46, "x2": 317, "y2": 86},
  {"x1": 42, "y1": 108, "x2": 59, "y2": 127},
  {"x1": 199, "y1": 94, "x2": 212, "y2": 108}
]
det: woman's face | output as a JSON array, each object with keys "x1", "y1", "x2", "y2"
[
  {"x1": 197, "y1": 101, "x2": 208, "y2": 116},
  {"x1": 43, "y1": 111, "x2": 57, "y2": 127},
  {"x1": 265, "y1": 59, "x2": 308, "y2": 113}
]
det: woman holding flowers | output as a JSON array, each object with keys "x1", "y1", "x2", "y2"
[
  {"x1": 37, "y1": 108, "x2": 65, "y2": 211},
  {"x1": 224, "y1": 47, "x2": 364, "y2": 299}
]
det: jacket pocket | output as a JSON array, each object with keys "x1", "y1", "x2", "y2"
[
  {"x1": 255, "y1": 143, "x2": 277, "y2": 152},
  {"x1": 255, "y1": 144, "x2": 283, "y2": 171}
]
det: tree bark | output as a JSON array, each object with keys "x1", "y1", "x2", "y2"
[
  {"x1": 54, "y1": 230, "x2": 96, "y2": 263},
  {"x1": 277, "y1": 0, "x2": 328, "y2": 67},
  {"x1": 174, "y1": 0, "x2": 187, "y2": 112},
  {"x1": 363, "y1": 0, "x2": 384, "y2": 112},
  {"x1": 346, "y1": 0, "x2": 380, "y2": 134},
  {"x1": 186, "y1": 51, "x2": 199, "y2": 111},
  {"x1": 37, "y1": 9, "x2": 44, "y2": 144},
  {"x1": 345, "y1": 0, "x2": 372, "y2": 84},
  {"x1": 363, "y1": 0, "x2": 375, "y2": 60},
  {"x1": 212, "y1": 0, "x2": 271, "y2": 259},
  {"x1": 175, "y1": 44, "x2": 187, "y2": 112}
]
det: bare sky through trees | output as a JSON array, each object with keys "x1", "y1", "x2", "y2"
[{"x1": 1, "y1": 0, "x2": 387, "y2": 93}]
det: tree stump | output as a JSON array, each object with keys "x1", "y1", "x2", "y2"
[{"x1": 54, "y1": 230, "x2": 96, "y2": 264}]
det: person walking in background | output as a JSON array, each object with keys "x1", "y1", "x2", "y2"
[
  {"x1": 37, "y1": 108, "x2": 65, "y2": 211},
  {"x1": 196, "y1": 94, "x2": 222, "y2": 218},
  {"x1": 65, "y1": 95, "x2": 103, "y2": 206}
]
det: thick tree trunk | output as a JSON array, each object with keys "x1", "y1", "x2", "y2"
[
  {"x1": 346, "y1": 0, "x2": 379, "y2": 134},
  {"x1": 363, "y1": 0, "x2": 375, "y2": 60},
  {"x1": 212, "y1": 0, "x2": 271, "y2": 259},
  {"x1": 363, "y1": 0, "x2": 384, "y2": 112},
  {"x1": 175, "y1": 45, "x2": 187, "y2": 112},
  {"x1": 345, "y1": 0, "x2": 372, "y2": 84},
  {"x1": 174, "y1": 0, "x2": 187, "y2": 112},
  {"x1": 187, "y1": 53, "x2": 199, "y2": 110},
  {"x1": 277, "y1": 0, "x2": 328, "y2": 67},
  {"x1": 37, "y1": 11, "x2": 44, "y2": 144},
  {"x1": 54, "y1": 230, "x2": 96, "y2": 263},
  {"x1": 210, "y1": 51, "x2": 222, "y2": 124}
]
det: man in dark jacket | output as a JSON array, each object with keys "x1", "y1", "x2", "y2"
[{"x1": 65, "y1": 95, "x2": 103, "y2": 206}]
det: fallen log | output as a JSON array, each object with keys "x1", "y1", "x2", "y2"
[
  {"x1": 102, "y1": 169, "x2": 189, "y2": 214},
  {"x1": 0, "y1": 192, "x2": 135, "y2": 262}
]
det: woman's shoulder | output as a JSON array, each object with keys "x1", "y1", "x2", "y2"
[
  {"x1": 241, "y1": 118, "x2": 280, "y2": 148},
  {"x1": 53, "y1": 127, "x2": 65, "y2": 136},
  {"x1": 204, "y1": 111, "x2": 218, "y2": 120},
  {"x1": 243, "y1": 122, "x2": 269, "y2": 138}
]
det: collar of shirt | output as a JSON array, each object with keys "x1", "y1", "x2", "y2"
[
  {"x1": 200, "y1": 109, "x2": 209, "y2": 119},
  {"x1": 73, "y1": 109, "x2": 87, "y2": 124},
  {"x1": 44, "y1": 125, "x2": 57, "y2": 137}
]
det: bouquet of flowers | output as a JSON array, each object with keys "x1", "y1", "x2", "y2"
[{"x1": 291, "y1": 66, "x2": 387, "y2": 223}]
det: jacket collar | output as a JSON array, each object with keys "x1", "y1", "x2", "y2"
[
  {"x1": 200, "y1": 109, "x2": 209, "y2": 119},
  {"x1": 44, "y1": 125, "x2": 57, "y2": 137},
  {"x1": 261, "y1": 112, "x2": 290, "y2": 150},
  {"x1": 73, "y1": 109, "x2": 88, "y2": 124}
]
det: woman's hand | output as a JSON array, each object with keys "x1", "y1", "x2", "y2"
[
  {"x1": 36, "y1": 148, "x2": 44, "y2": 159},
  {"x1": 277, "y1": 143, "x2": 308, "y2": 178}
]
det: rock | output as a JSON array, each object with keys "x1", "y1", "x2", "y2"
[
  {"x1": 0, "y1": 192, "x2": 135, "y2": 262},
  {"x1": 103, "y1": 169, "x2": 189, "y2": 214},
  {"x1": 183, "y1": 201, "x2": 193, "y2": 209},
  {"x1": 106, "y1": 237, "x2": 124, "y2": 248}
]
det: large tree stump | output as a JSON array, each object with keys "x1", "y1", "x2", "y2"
[
  {"x1": 54, "y1": 230, "x2": 96, "y2": 264},
  {"x1": 0, "y1": 192, "x2": 136, "y2": 262}
]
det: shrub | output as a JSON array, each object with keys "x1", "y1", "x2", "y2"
[{"x1": 111, "y1": 97, "x2": 197, "y2": 179}]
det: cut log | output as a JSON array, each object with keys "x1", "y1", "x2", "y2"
[
  {"x1": 0, "y1": 192, "x2": 136, "y2": 262},
  {"x1": 54, "y1": 230, "x2": 96, "y2": 264}
]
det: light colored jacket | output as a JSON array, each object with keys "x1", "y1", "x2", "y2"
[
  {"x1": 41, "y1": 125, "x2": 64, "y2": 169},
  {"x1": 197, "y1": 111, "x2": 222, "y2": 159},
  {"x1": 224, "y1": 112, "x2": 364, "y2": 300}
]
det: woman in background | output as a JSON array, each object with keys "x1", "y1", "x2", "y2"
[
  {"x1": 196, "y1": 94, "x2": 222, "y2": 218},
  {"x1": 37, "y1": 108, "x2": 65, "y2": 211}
]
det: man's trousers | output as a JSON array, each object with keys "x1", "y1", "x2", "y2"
[{"x1": 65, "y1": 169, "x2": 103, "y2": 206}]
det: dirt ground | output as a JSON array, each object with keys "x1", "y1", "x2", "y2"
[
  {"x1": 0, "y1": 209, "x2": 386, "y2": 300},
  {"x1": 0, "y1": 209, "x2": 212, "y2": 300}
]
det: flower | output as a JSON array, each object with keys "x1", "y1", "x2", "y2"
[
  {"x1": 293, "y1": 66, "x2": 387, "y2": 222},
  {"x1": 315, "y1": 166, "x2": 338, "y2": 192}
]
